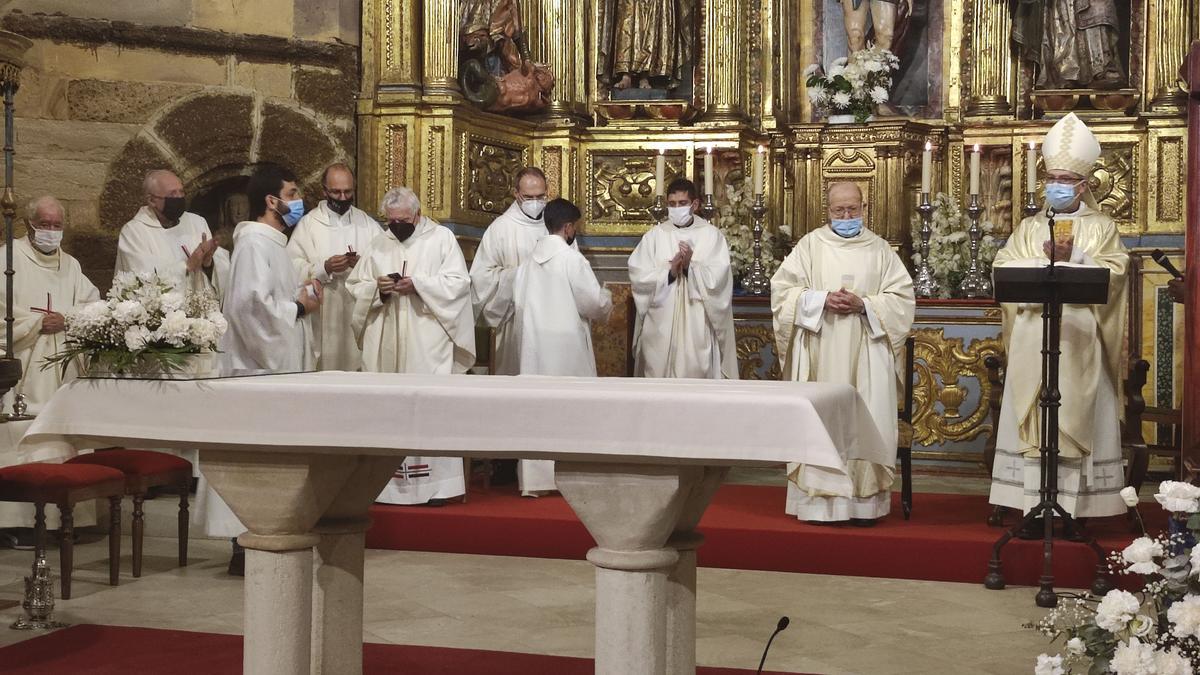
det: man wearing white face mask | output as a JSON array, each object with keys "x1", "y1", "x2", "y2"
[
  {"x1": 0, "y1": 196, "x2": 100, "y2": 414},
  {"x1": 628, "y1": 177, "x2": 737, "y2": 379},
  {"x1": 770, "y1": 181, "x2": 914, "y2": 524}
]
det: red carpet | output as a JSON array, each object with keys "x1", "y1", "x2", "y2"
[
  {"x1": 0, "y1": 624, "x2": 798, "y2": 674},
  {"x1": 368, "y1": 485, "x2": 1161, "y2": 589}
]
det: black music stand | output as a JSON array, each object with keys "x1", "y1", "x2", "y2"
[{"x1": 983, "y1": 247, "x2": 1115, "y2": 607}]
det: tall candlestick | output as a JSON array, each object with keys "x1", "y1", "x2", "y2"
[
  {"x1": 969, "y1": 144, "x2": 981, "y2": 196},
  {"x1": 921, "y1": 142, "x2": 932, "y2": 194},
  {"x1": 1026, "y1": 142, "x2": 1037, "y2": 193},
  {"x1": 752, "y1": 145, "x2": 765, "y2": 195},
  {"x1": 655, "y1": 150, "x2": 666, "y2": 196},
  {"x1": 704, "y1": 145, "x2": 714, "y2": 196}
]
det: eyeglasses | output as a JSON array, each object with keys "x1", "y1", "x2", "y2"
[{"x1": 829, "y1": 206, "x2": 862, "y2": 218}]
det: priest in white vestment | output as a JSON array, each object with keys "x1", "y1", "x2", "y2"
[
  {"x1": 348, "y1": 187, "x2": 475, "y2": 505},
  {"x1": 115, "y1": 169, "x2": 229, "y2": 296},
  {"x1": 628, "y1": 178, "x2": 737, "y2": 379},
  {"x1": 513, "y1": 199, "x2": 613, "y2": 495},
  {"x1": 288, "y1": 163, "x2": 382, "y2": 372},
  {"x1": 989, "y1": 113, "x2": 1129, "y2": 520},
  {"x1": 771, "y1": 182, "x2": 914, "y2": 523}
]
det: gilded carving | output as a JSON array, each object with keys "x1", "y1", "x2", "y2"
[
  {"x1": 1157, "y1": 137, "x2": 1184, "y2": 222},
  {"x1": 384, "y1": 123, "x2": 407, "y2": 189},
  {"x1": 1091, "y1": 144, "x2": 1135, "y2": 228},
  {"x1": 911, "y1": 328, "x2": 1003, "y2": 445},
  {"x1": 735, "y1": 323, "x2": 781, "y2": 381},
  {"x1": 588, "y1": 151, "x2": 684, "y2": 224},
  {"x1": 541, "y1": 145, "x2": 562, "y2": 198},
  {"x1": 464, "y1": 136, "x2": 525, "y2": 214},
  {"x1": 426, "y1": 125, "x2": 447, "y2": 210}
]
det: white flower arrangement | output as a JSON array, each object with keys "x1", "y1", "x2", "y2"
[
  {"x1": 43, "y1": 271, "x2": 226, "y2": 376},
  {"x1": 712, "y1": 174, "x2": 791, "y2": 285},
  {"x1": 909, "y1": 193, "x2": 1000, "y2": 299},
  {"x1": 804, "y1": 46, "x2": 900, "y2": 123}
]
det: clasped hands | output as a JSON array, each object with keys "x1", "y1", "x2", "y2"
[
  {"x1": 376, "y1": 274, "x2": 415, "y2": 298},
  {"x1": 824, "y1": 288, "x2": 865, "y2": 315},
  {"x1": 669, "y1": 242, "x2": 693, "y2": 279},
  {"x1": 184, "y1": 233, "x2": 219, "y2": 273},
  {"x1": 1042, "y1": 237, "x2": 1074, "y2": 262}
]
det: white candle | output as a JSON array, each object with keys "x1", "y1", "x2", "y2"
[
  {"x1": 753, "y1": 145, "x2": 765, "y2": 195},
  {"x1": 655, "y1": 149, "x2": 666, "y2": 197},
  {"x1": 921, "y1": 141, "x2": 932, "y2": 194},
  {"x1": 1026, "y1": 142, "x2": 1037, "y2": 193},
  {"x1": 969, "y1": 144, "x2": 981, "y2": 196},
  {"x1": 704, "y1": 145, "x2": 714, "y2": 196}
]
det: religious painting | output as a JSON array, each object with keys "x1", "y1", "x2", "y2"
[{"x1": 596, "y1": 0, "x2": 697, "y2": 103}]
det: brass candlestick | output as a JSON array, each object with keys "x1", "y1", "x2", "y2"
[
  {"x1": 649, "y1": 195, "x2": 667, "y2": 223},
  {"x1": 1023, "y1": 191, "x2": 1040, "y2": 218},
  {"x1": 959, "y1": 193, "x2": 992, "y2": 298},
  {"x1": 742, "y1": 194, "x2": 770, "y2": 296},
  {"x1": 11, "y1": 506, "x2": 67, "y2": 630},
  {"x1": 913, "y1": 193, "x2": 940, "y2": 298},
  {"x1": 699, "y1": 193, "x2": 716, "y2": 221}
]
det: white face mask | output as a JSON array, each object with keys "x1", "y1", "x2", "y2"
[
  {"x1": 32, "y1": 228, "x2": 62, "y2": 253},
  {"x1": 668, "y1": 205, "x2": 694, "y2": 227},
  {"x1": 519, "y1": 198, "x2": 546, "y2": 219}
]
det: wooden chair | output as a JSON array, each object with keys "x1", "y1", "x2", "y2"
[
  {"x1": 0, "y1": 462, "x2": 125, "y2": 599},
  {"x1": 66, "y1": 449, "x2": 191, "y2": 578},
  {"x1": 1123, "y1": 359, "x2": 1182, "y2": 493},
  {"x1": 897, "y1": 336, "x2": 915, "y2": 519}
]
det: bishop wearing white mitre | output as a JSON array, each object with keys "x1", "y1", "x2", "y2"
[
  {"x1": 513, "y1": 198, "x2": 612, "y2": 496},
  {"x1": 771, "y1": 182, "x2": 915, "y2": 523},
  {"x1": 628, "y1": 177, "x2": 738, "y2": 379},
  {"x1": 349, "y1": 187, "x2": 476, "y2": 505},
  {"x1": 287, "y1": 163, "x2": 382, "y2": 371},
  {"x1": 115, "y1": 169, "x2": 229, "y2": 295},
  {"x1": 989, "y1": 113, "x2": 1129, "y2": 519}
]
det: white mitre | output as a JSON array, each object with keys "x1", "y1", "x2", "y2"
[{"x1": 1041, "y1": 112, "x2": 1102, "y2": 208}]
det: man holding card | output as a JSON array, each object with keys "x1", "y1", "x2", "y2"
[
  {"x1": 348, "y1": 186, "x2": 475, "y2": 506},
  {"x1": 287, "y1": 162, "x2": 382, "y2": 371}
]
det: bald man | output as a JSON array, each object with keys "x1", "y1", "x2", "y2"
[
  {"x1": 116, "y1": 169, "x2": 229, "y2": 294},
  {"x1": 287, "y1": 162, "x2": 382, "y2": 371},
  {"x1": 770, "y1": 182, "x2": 915, "y2": 524}
]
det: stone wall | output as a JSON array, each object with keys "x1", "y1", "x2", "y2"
[{"x1": 1, "y1": 0, "x2": 359, "y2": 290}]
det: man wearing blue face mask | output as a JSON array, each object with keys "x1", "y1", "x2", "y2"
[
  {"x1": 989, "y1": 112, "x2": 1129, "y2": 525},
  {"x1": 770, "y1": 181, "x2": 915, "y2": 525}
]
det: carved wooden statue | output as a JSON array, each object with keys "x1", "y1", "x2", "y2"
[
  {"x1": 1012, "y1": 0, "x2": 1126, "y2": 90},
  {"x1": 459, "y1": 0, "x2": 555, "y2": 113},
  {"x1": 597, "y1": 0, "x2": 695, "y2": 98}
]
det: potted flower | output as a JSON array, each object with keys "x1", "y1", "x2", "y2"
[
  {"x1": 908, "y1": 193, "x2": 1000, "y2": 298},
  {"x1": 804, "y1": 46, "x2": 900, "y2": 124},
  {"x1": 712, "y1": 174, "x2": 791, "y2": 291}
]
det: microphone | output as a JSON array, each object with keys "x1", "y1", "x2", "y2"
[
  {"x1": 1151, "y1": 249, "x2": 1185, "y2": 280},
  {"x1": 756, "y1": 616, "x2": 790, "y2": 675}
]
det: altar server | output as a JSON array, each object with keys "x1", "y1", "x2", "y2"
[
  {"x1": 770, "y1": 182, "x2": 914, "y2": 524},
  {"x1": 989, "y1": 112, "x2": 1129, "y2": 520},
  {"x1": 628, "y1": 178, "x2": 737, "y2": 379},
  {"x1": 349, "y1": 187, "x2": 475, "y2": 505},
  {"x1": 513, "y1": 199, "x2": 612, "y2": 495},
  {"x1": 115, "y1": 169, "x2": 229, "y2": 294},
  {"x1": 287, "y1": 163, "x2": 381, "y2": 371},
  {"x1": 0, "y1": 196, "x2": 99, "y2": 413}
]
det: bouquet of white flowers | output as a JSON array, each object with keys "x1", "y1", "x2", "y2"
[
  {"x1": 1031, "y1": 481, "x2": 1200, "y2": 674},
  {"x1": 43, "y1": 271, "x2": 227, "y2": 376},
  {"x1": 804, "y1": 46, "x2": 900, "y2": 123},
  {"x1": 909, "y1": 193, "x2": 1000, "y2": 299},
  {"x1": 712, "y1": 174, "x2": 791, "y2": 286}
]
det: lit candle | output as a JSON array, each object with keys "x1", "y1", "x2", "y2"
[
  {"x1": 969, "y1": 144, "x2": 981, "y2": 196},
  {"x1": 753, "y1": 145, "x2": 765, "y2": 195},
  {"x1": 704, "y1": 145, "x2": 714, "y2": 196},
  {"x1": 1026, "y1": 142, "x2": 1037, "y2": 193},
  {"x1": 921, "y1": 141, "x2": 932, "y2": 194},
  {"x1": 655, "y1": 149, "x2": 666, "y2": 196}
]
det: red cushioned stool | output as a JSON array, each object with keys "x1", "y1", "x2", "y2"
[
  {"x1": 67, "y1": 449, "x2": 191, "y2": 578},
  {"x1": 0, "y1": 462, "x2": 125, "y2": 599}
]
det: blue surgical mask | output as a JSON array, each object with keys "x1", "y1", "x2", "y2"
[
  {"x1": 831, "y1": 217, "x2": 863, "y2": 238},
  {"x1": 276, "y1": 197, "x2": 305, "y2": 227},
  {"x1": 1044, "y1": 183, "x2": 1079, "y2": 211}
]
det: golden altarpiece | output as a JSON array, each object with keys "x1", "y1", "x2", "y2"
[{"x1": 355, "y1": 0, "x2": 1194, "y2": 470}]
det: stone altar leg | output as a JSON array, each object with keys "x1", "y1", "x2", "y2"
[
  {"x1": 312, "y1": 456, "x2": 403, "y2": 675},
  {"x1": 665, "y1": 466, "x2": 727, "y2": 675},
  {"x1": 201, "y1": 450, "x2": 356, "y2": 675},
  {"x1": 556, "y1": 462, "x2": 704, "y2": 675}
]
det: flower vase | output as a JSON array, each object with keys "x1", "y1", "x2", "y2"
[
  {"x1": 80, "y1": 351, "x2": 219, "y2": 380},
  {"x1": 827, "y1": 114, "x2": 856, "y2": 124}
]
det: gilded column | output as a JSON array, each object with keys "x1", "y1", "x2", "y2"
[
  {"x1": 1149, "y1": 0, "x2": 1189, "y2": 110},
  {"x1": 963, "y1": 0, "x2": 1012, "y2": 117},
  {"x1": 540, "y1": 0, "x2": 588, "y2": 120},
  {"x1": 701, "y1": 0, "x2": 745, "y2": 121},
  {"x1": 376, "y1": 0, "x2": 421, "y2": 90},
  {"x1": 422, "y1": 0, "x2": 461, "y2": 97}
]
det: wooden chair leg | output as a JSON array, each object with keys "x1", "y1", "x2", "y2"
[
  {"x1": 900, "y1": 446, "x2": 913, "y2": 520},
  {"x1": 178, "y1": 484, "x2": 189, "y2": 567},
  {"x1": 60, "y1": 503, "x2": 74, "y2": 600},
  {"x1": 108, "y1": 496, "x2": 121, "y2": 587},
  {"x1": 32, "y1": 502, "x2": 46, "y2": 575},
  {"x1": 1127, "y1": 445, "x2": 1150, "y2": 496},
  {"x1": 132, "y1": 495, "x2": 145, "y2": 578}
]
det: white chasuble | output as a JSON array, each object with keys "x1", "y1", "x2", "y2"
[
  {"x1": 348, "y1": 217, "x2": 476, "y2": 505},
  {"x1": 513, "y1": 235, "x2": 613, "y2": 493},
  {"x1": 771, "y1": 226, "x2": 915, "y2": 521},
  {"x1": 988, "y1": 206, "x2": 1128, "y2": 518},
  {"x1": 471, "y1": 203, "x2": 577, "y2": 375},
  {"x1": 115, "y1": 206, "x2": 229, "y2": 297},
  {"x1": 287, "y1": 201, "x2": 382, "y2": 372},
  {"x1": 628, "y1": 217, "x2": 738, "y2": 380}
]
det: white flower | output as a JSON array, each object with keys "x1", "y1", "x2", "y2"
[
  {"x1": 160, "y1": 291, "x2": 184, "y2": 314},
  {"x1": 155, "y1": 310, "x2": 192, "y2": 347},
  {"x1": 1034, "y1": 653, "x2": 1064, "y2": 675},
  {"x1": 1111, "y1": 638, "x2": 1158, "y2": 675},
  {"x1": 1120, "y1": 486, "x2": 1140, "y2": 507},
  {"x1": 870, "y1": 86, "x2": 889, "y2": 104},
  {"x1": 1169, "y1": 594, "x2": 1200, "y2": 639},
  {"x1": 123, "y1": 325, "x2": 152, "y2": 351},
  {"x1": 1065, "y1": 637, "x2": 1085, "y2": 655},
  {"x1": 1121, "y1": 537, "x2": 1164, "y2": 575},
  {"x1": 1095, "y1": 589, "x2": 1141, "y2": 632},
  {"x1": 1155, "y1": 481, "x2": 1200, "y2": 513},
  {"x1": 803, "y1": 63, "x2": 820, "y2": 78},
  {"x1": 206, "y1": 311, "x2": 228, "y2": 336},
  {"x1": 1154, "y1": 648, "x2": 1194, "y2": 675},
  {"x1": 831, "y1": 92, "x2": 851, "y2": 109},
  {"x1": 807, "y1": 86, "x2": 829, "y2": 105},
  {"x1": 1128, "y1": 614, "x2": 1154, "y2": 638},
  {"x1": 827, "y1": 64, "x2": 845, "y2": 79},
  {"x1": 831, "y1": 57, "x2": 848, "y2": 67},
  {"x1": 1189, "y1": 546, "x2": 1200, "y2": 577},
  {"x1": 111, "y1": 299, "x2": 147, "y2": 325}
]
